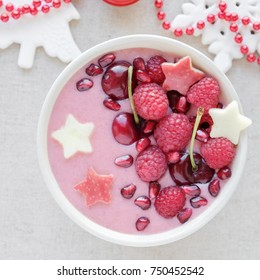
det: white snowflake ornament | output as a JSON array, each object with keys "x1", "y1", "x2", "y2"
[
  {"x1": 0, "y1": 0, "x2": 81, "y2": 69},
  {"x1": 170, "y1": 0, "x2": 260, "y2": 72}
]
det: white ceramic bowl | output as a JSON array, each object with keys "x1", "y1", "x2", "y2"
[{"x1": 37, "y1": 35, "x2": 247, "y2": 247}]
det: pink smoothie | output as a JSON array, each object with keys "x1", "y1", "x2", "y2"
[{"x1": 47, "y1": 48, "x2": 224, "y2": 235}]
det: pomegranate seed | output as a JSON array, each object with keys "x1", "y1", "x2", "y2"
[
  {"x1": 234, "y1": 34, "x2": 243, "y2": 43},
  {"x1": 114, "y1": 154, "x2": 133, "y2": 168},
  {"x1": 5, "y1": 3, "x2": 14, "y2": 12},
  {"x1": 149, "y1": 181, "x2": 161, "y2": 199},
  {"x1": 157, "y1": 10, "x2": 165, "y2": 20},
  {"x1": 247, "y1": 53, "x2": 256, "y2": 63},
  {"x1": 154, "y1": 0, "x2": 163, "y2": 9},
  {"x1": 217, "y1": 166, "x2": 232, "y2": 180},
  {"x1": 121, "y1": 183, "x2": 136, "y2": 199},
  {"x1": 231, "y1": 13, "x2": 238, "y2": 22},
  {"x1": 136, "y1": 217, "x2": 150, "y2": 231},
  {"x1": 190, "y1": 196, "x2": 208, "y2": 208},
  {"x1": 242, "y1": 16, "x2": 250, "y2": 25},
  {"x1": 136, "y1": 70, "x2": 152, "y2": 83},
  {"x1": 143, "y1": 120, "x2": 156, "y2": 134},
  {"x1": 136, "y1": 137, "x2": 151, "y2": 153},
  {"x1": 253, "y1": 22, "x2": 260, "y2": 31},
  {"x1": 230, "y1": 23, "x2": 238, "y2": 32},
  {"x1": 133, "y1": 57, "x2": 145, "y2": 71},
  {"x1": 197, "y1": 20, "x2": 205, "y2": 29},
  {"x1": 103, "y1": 98, "x2": 121, "y2": 111},
  {"x1": 218, "y1": 1, "x2": 227, "y2": 12},
  {"x1": 196, "y1": 129, "x2": 209, "y2": 143},
  {"x1": 186, "y1": 26, "x2": 194, "y2": 35},
  {"x1": 98, "y1": 53, "x2": 116, "y2": 68},
  {"x1": 162, "y1": 21, "x2": 171, "y2": 30},
  {"x1": 177, "y1": 208, "x2": 192, "y2": 224},
  {"x1": 86, "y1": 63, "x2": 103, "y2": 76},
  {"x1": 176, "y1": 96, "x2": 190, "y2": 114},
  {"x1": 167, "y1": 151, "x2": 180, "y2": 164},
  {"x1": 207, "y1": 14, "x2": 215, "y2": 24},
  {"x1": 240, "y1": 45, "x2": 249, "y2": 54},
  {"x1": 208, "y1": 179, "x2": 221, "y2": 197},
  {"x1": 182, "y1": 185, "x2": 201, "y2": 197},
  {"x1": 76, "y1": 78, "x2": 93, "y2": 91},
  {"x1": 174, "y1": 28, "x2": 183, "y2": 37},
  {"x1": 134, "y1": 196, "x2": 151, "y2": 210}
]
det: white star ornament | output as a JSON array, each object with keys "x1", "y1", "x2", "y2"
[
  {"x1": 209, "y1": 101, "x2": 252, "y2": 145},
  {"x1": 52, "y1": 114, "x2": 94, "y2": 159}
]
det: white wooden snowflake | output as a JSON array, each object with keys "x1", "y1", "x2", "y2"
[
  {"x1": 171, "y1": 0, "x2": 260, "y2": 72},
  {"x1": 0, "y1": 0, "x2": 81, "y2": 69}
]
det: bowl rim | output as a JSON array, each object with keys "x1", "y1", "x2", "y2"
[{"x1": 37, "y1": 34, "x2": 247, "y2": 247}]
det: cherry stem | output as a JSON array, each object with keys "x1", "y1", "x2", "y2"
[
  {"x1": 128, "y1": 65, "x2": 140, "y2": 125},
  {"x1": 190, "y1": 107, "x2": 204, "y2": 171}
]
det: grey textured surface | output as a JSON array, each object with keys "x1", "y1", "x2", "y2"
[{"x1": 0, "y1": 0, "x2": 259, "y2": 259}]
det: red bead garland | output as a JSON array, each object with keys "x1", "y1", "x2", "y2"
[
  {"x1": 154, "y1": 0, "x2": 260, "y2": 66},
  {"x1": 0, "y1": 0, "x2": 71, "y2": 21}
]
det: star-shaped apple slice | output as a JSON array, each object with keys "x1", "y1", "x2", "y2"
[
  {"x1": 74, "y1": 167, "x2": 114, "y2": 207},
  {"x1": 162, "y1": 56, "x2": 205, "y2": 95},
  {"x1": 209, "y1": 100, "x2": 252, "y2": 145},
  {"x1": 52, "y1": 114, "x2": 94, "y2": 159}
]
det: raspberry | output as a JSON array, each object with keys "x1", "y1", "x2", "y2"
[
  {"x1": 187, "y1": 77, "x2": 220, "y2": 111},
  {"x1": 146, "y1": 55, "x2": 167, "y2": 84},
  {"x1": 155, "y1": 186, "x2": 186, "y2": 218},
  {"x1": 133, "y1": 83, "x2": 169, "y2": 120},
  {"x1": 135, "y1": 145, "x2": 167, "y2": 182},
  {"x1": 154, "y1": 113, "x2": 192, "y2": 153},
  {"x1": 200, "y1": 137, "x2": 236, "y2": 169}
]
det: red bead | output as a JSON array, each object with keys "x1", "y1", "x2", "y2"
[
  {"x1": 63, "y1": 0, "x2": 72, "y2": 3},
  {"x1": 247, "y1": 53, "x2": 256, "y2": 63},
  {"x1": 240, "y1": 45, "x2": 249, "y2": 54},
  {"x1": 45, "y1": 0, "x2": 52, "y2": 3},
  {"x1": 157, "y1": 11, "x2": 165, "y2": 20},
  {"x1": 218, "y1": 11, "x2": 225, "y2": 19},
  {"x1": 162, "y1": 21, "x2": 171, "y2": 30},
  {"x1": 174, "y1": 28, "x2": 183, "y2": 37},
  {"x1": 41, "y1": 4, "x2": 50, "y2": 13},
  {"x1": 154, "y1": 0, "x2": 163, "y2": 9},
  {"x1": 5, "y1": 3, "x2": 14, "y2": 12},
  {"x1": 1, "y1": 13, "x2": 9, "y2": 22},
  {"x1": 234, "y1": 34, "x2": 243, "y2": 43},
  {"x1": 231, "y1": 13, "x2": 238, "y2": 22},
  {"x1": 197, "y1": 20, "x2": 205, "y2": 29},
  {"x1": 242, "y1": 16, "x2": 250, "y2": 25},
  {"x1": 253, "y1": 22, "x2": 260, "y2": 31},
  {"x1": 33, "y1": 0, "x2": 42, "y2": 7},
  {"x1": 11, "y1": 10, "x2": 20, "y2": 19},
  {"x1": 230, "y1": 23, "x2": 238, "y2": 32},
  {"x1": 22, "y1": 4, "x2": 30, "y2": 13},
  {"x1": 53, "y1": 0, "x2": 61, "y2": 8},
  {"x1": 207, "y1": 14, "x2": 215, "y2": 24},
  {"x1": 0, "y1": 0, "x2": 3, "y2": 7},
  {"x1": 257, "y1": 57, "x2": 260, "y2": 65},
  {"x1": 186, "y1": 26, "x2": 194, "y2": 35},
  {"x1": 218, "y1": 1, "x2": 227, "y2": 12},
  {"x1": 225, "y1": 12, "x2": 231, "y2": 21},
  {"x1": 30, "y1": 6, "x2": 38, "y2": 15}
]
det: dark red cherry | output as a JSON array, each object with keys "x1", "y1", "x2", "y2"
[
  {"x1": 169, "y1": 153, "x2": 215, "y2": 185},
  {"x1": 112, "y1": 112, "x2": 139, "y2": 145},
  {"x1": 102, "y1": 61, "x2": 131, "y2": 100}
]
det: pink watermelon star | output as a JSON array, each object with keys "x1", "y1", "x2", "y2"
[
  {"x1": 74, "y1": 167, "x2": 114, "y2": 207},
  {"x1": 162, "y1": 56, "x2": 205, "y2": 95}
]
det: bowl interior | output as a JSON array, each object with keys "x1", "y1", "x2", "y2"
[{"x1": 37, "y1": 35, "x2": 247, "y2": 247}]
